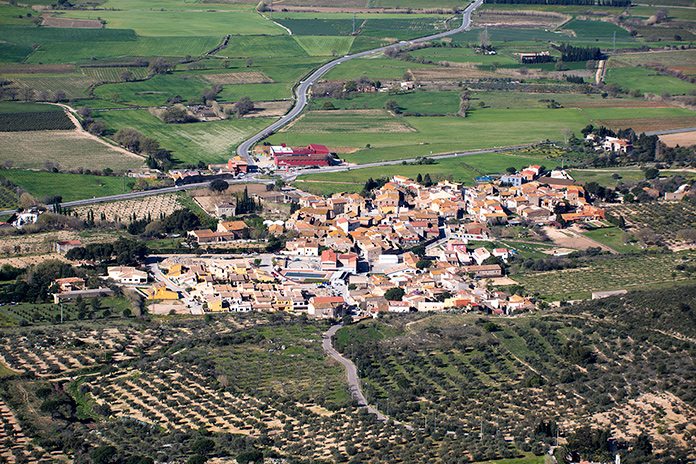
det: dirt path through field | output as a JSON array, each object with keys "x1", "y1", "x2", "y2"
[{"x1": 53, "y1": 103, "x2": 145, "y2": 162}]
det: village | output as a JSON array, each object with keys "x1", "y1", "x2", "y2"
[{"x1": 46, "y1": 160, "x2": 618, "y2": 320}]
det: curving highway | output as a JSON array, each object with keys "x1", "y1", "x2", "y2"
[{"x1": 238, "y1": 0, "x2": 485, "y2": 162}]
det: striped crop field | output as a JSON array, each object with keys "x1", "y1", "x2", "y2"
[{"x1": 81, "y1": 66, "x2": 150, "y2": 82}]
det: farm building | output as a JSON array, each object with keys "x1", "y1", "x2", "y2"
[
  {"x1": 56, "y1": 240, "x2": 83, "y2": 254},
  {"x1": 271, "y1": 144, "x2": 332, "y2": 167}
]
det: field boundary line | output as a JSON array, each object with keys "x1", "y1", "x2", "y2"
[{"x1": 51, "y1": 103, "x2": 146, "y2": 162}]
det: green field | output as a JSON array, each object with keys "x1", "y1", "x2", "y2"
[
  {"x1": 0, "y1": 102, "x2": 62, "y2": 113},
  {"x1": 276, "y1": 18, "x2": 355, "y2": 36},
  {"x1": 0, "y1": 4, "x2": 39, "y2": 26},
  {"x1": 216, "y1": 35, "x2": 309, "y2": 58},
  {"x1": 8, "y1": 74, "x2": 96, "y2": 99},
  {"x1": 271, "y1": 108, "x2": 590, "y2": 160},
  {"x1": 61, "y1": 10, "x2": 283, "y2": 36},
  {"x1": 297, "y1": 151, "x2": 544, "y2": 187},
  {"x1": 605, "y1": 66, "x2": 696, "y2": 95},
  {"x1": 81, "y1": 66, "x2": 150, "y2": 82},
  {"x1": 0, "y1": 170, "x2": 134, "y2": 202},
  {"x1": 95, "y1": 109, "x2": 273, "y2": 164},
  {"x1": 581, "y1": 226, "x2": 640, "y2": 254},
  {"x1": 313, "y1": 90, "x2": 462, "y2": 114},
  {"x1": 93, "y1": 73, "x2": 210, "y2": 106},
  {"x1": 417, "y1": 46, "x2": 519, "y2": 66},
  {"x1": 323, "y1": 56, "x2": 434, "y2": 80},
  {"x1": 27, "y1": 36, "x2": 222, "y2": 64},
  {"x1": 569, "y1": 168, "x2": 646, "y2": 188},
  {"x1": 293, "y1": 35, "x2": 355, "y2": 56},
  {"x1": 218, "y1": 82, "x2": 294, "y2": 102},
  {"x1": 561, "y1": 19, "x2": 632, "y2": 40},
  {"x1": 95, "y1": 0, "x2": 252, "y2": 10},
  {"x1": 0, "y1": 26, "x2": 137, "y2": 47}
]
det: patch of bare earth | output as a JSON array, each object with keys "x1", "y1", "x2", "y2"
[
  {"x1": 543, "y1": 226, "x2": 614, "y2": 252},
  {"x1": 571, "y1": 100, "x2": 673, "y2": 108},
  {"x1": 41, "y1": 16, "x2": 102, "y2": 28},
  {"x1": 409, "y1": 67, "x2": 500, "y2": 81},
  {"x1": 659, "y1": 130, "x2": 696, "y2": 147},
  {"x1": 474, "y1": 10, "x2": 569, "y2": 28},
  {"x1": 243, "y1": 100, "x2": 292, "y2": 119},
  {"x1": 594, "y1": 116, "x2": 696, "y2": 133},
  {"x1": 202, "y1": 71, "x2": 274, "y2": 85}
]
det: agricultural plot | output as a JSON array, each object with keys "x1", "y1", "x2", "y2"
[
  {"x1": 72, "y1": 193, "x2": 181, "y2": 222},
  {"x1": 416, "y1": 46, "x2": 518, "y2": 66},
  {"x1": 0, "y1": 43, "x2": 33, "y2": 63},
  {"x1": 200, "y1": 71, "x2": 274, "y2": 85},
  {"x1": 95, "y1": 109, "x2": 273, "y2": 164},
  {"x1": 0, "y1": 4, "x2": 38, "y2": 26},
  {"x1": 513, "y1": 252, "x2": 696, "y2": 300},
  {"x1": 27, "y1": 36, "x2": 221, "y2": 64},
  {"x1": 333, "y1": 309, "x2": 696, "y2": 456},
  {"x1": 218, "y1": 82, "x2": 294, "y2": 103},
  {"x1": 0, "y1": 170, "x2": 133, "y2": 203},
  {"x1": 293, "y1": 35, "x2": 355, "y2": 56},
  {"x1": 214, "y1": 35, "x2": 309, "y2": 58},
  {"x1": 59, "y1": 10, "x2": 283, "y2": 36},
  {"x1": 0, "y1": 185, "x2": 17, "y2": 210},
  {"x1": 0, "y1": 130, "x2": 144, "y2": 172},
  {"x1": 283, "y1": 109, "x2": 416, "y2": 134},
  {"x1": 0, "y1": 110, "x2": 73, "y2": 131},
  {"x1": 610, "y1": 50, "x2": 696, "y2": 68},
  {"x1": 8, "y1": 74, "x2": 96, "y2": 99},
  {"x1": 322, "y1": 56, "x2": 433, "y2": 80},
  {"x1": 604, "y1": 66, "x2": 696, "y2": 96},
  {"x1": 80, "y1": 66, "x2": 150, "y2": 82},
  {"x1": 605, "y1": 201, "x2": 696, "y2": 245},
  {"x1": 94, "y1": 73, "x2": 210, "y2": 107},
  {"x1": 560, "y1": 19, "x2": 632, "y2": 40},
  {"x1": 297, "y1": 151, "x2": 542, "y2": 188},
  {"x1": 274, "y1": 108, "x2": 589, "y2": 160},
  {"x1": 631, "y1": 25, "x2": 696, "y2": 42},
  {"x1": 0, "y1": 25, "x2": 137, "y2": 48},
  {"x1": 581, "y1": 226, "x2": 640, "y2": 254},
  {"x1": 360, "y1": 17, "x2": 448, "y2": 41},
  {"x1": 276, "y1": 18, "x2": 355, "y2": 35},
  {"x1": 409, "y1": 66, "x2": 500, "y2": 81},
  {"x1": 313, "y1": 90, "x2": 462, "y2": 114}
]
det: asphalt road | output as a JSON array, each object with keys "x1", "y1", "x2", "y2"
[
  {"x1": 238, "y1": 0, "x2": 485, "y2": 162},
  {"x1": 0, "y1": 176, "x2": 273, "y2": 216},
  {"x1": 322, "y1": 324, "x2": 413, "y2": 430}
]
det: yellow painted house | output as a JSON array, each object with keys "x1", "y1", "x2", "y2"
[{"x1": 146, "y1": 282, "x2": 179, "y2": 300}]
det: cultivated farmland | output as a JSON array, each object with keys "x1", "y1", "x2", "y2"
[
  {"x1": 201, "y1": 71, "x2": 274, "y2": 85},
  {"x1": 8, "y1": 74, "x2": 96, "y2": 99},
  {"x1": 0, "y1": 170, "x2": 134, "y2": 203},
  {"x1": 513, "y1": 252, "x2": 696, "y2": 300},
  {"x1": 80, "y1": 66, "x2": 150, "y2": 82},
  {"x1": 282, "y1": 109, "x2": 416, "y2": 133},
  {"x1": 0, "y1": 130, "x2": 144, "y2": 172},
  {"x1": 72, "y1": 193, "x2": 182, "y2": 222},
  {"x1": 94, "y1": 109, "x2": 273, "y2": 164}
]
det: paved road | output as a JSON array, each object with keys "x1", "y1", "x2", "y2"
[
  {"x1": 0, "y1": 176, "x2": 274, "y2": 216},
  {"x1": 238, "y1": 0, "x2": 485, "y2": 162},
  {"x1": 322, "y1": 324, "x2": 413, "y2": 430},
  {"x1": 646, "y1": 127, "x2": 696, "y2": 136}
]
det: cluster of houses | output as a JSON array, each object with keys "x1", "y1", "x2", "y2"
[{"x1": 585, "y1": 134, "x2": 633, "y2": 153}]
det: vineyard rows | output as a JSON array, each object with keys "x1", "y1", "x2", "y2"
[
  {"x1": 0, "y1": 398, "x2": 52, "y2": 464},
  {"x1": 0, "y1": 111, "x2": 73, "y2": 132},
  {"x1": 72, "y1": 193, "x2": 182, "y2": 222},
  {"x1": 81, "y1": 66, "x2": 150, "y2": 82}
]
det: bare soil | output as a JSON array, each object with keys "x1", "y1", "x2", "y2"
[
  {"x1": 41, "y1": 16, "x2": 102, "y2": 28},
  {"x1": 659, "y1": 130, "x2": 696, "y2": 147},
  {"x1": 202, "y1": 71, "x2": 274, "y2": 85},
  {"x1": 594, "y1": 116, "x2": 696, "y2": 133},
  {"x1": 410, "y1": 67, "x2": 500, "y2": 81}
]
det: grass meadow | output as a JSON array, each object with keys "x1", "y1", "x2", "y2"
[
  {"x1": 322, "y1": 56, "x2": 433, "y2": 80},
  {"x1": 581, "y1": 226, "x2": 640, "y2": 254},
  {"x1": 0, "y1": 170, "x2": 134, "y2": 202},
  {"x1": 27, "y1": 37, "x2": 222, "y2": 64},
  {"x1": 312, "y1": 90, "x2": 462, "y2": 114},
  {"x1": 271, "y1": 108, "x2": 590, "y2": 159},
  {"x1": 216, "y1": 35, "x2": 308, "y2": 58},
  {"x1": 296, "y1": 151, "x2": 543, "y2": 187},
  {"x1": 560, "y1": 19, "x2": 632, "y2": 40},
  {"x1": 8, "y1": 74, "x2": 95, "y2": 99},
  {"x1": 62, "y1": 10, "x2": 284, "y2": 36},
  {"x1": 95, "y1": 109, "x2": 273, "y2": 164},
  {"x1": 605, "y1": 66, "x2": 696, "y2": 95},
  {"x1": 293, "y1": 36, "x2": 355, "y2": 56}
]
